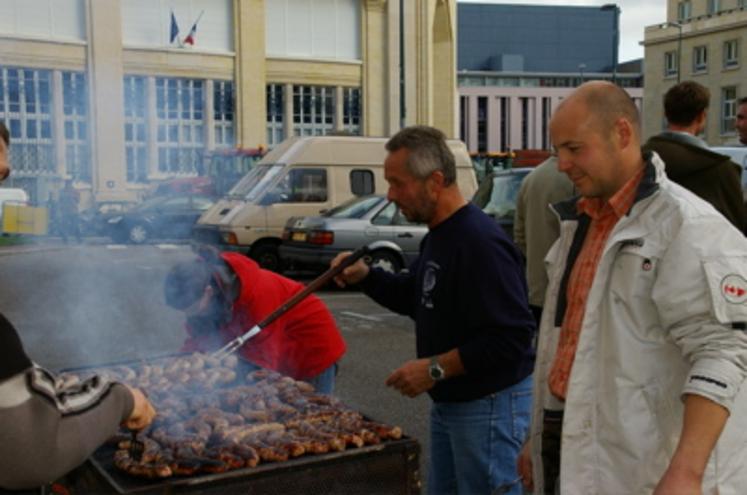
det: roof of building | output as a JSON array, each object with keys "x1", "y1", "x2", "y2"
[{"x1": 458, "y1": 3, "x2": 619, "y2": 73}]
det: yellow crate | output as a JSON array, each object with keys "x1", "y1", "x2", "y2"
[{"x1": 2, "y1": 204, "x2": 48, "y2": 235}]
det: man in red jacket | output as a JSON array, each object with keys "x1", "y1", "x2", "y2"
[{"x1": 163, "y1": 250, "x2": 346, "y2": 394}]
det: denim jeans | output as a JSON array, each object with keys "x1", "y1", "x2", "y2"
[
  {"x1": 237, "y1": 359, "x2": 337, "y2": 395},
  {"x1": 427, "y1": 374, "x2": 532, "y2": 495}
]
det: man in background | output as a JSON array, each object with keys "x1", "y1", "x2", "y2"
[
  {"x1": 735, "y1": 96, "x2": 747, "y2": 146},
  {"x1": 643, "y1": 80, "x2": 746, "y2": 231},
  {"x1": 514, "y1": 157, "x2": 574, "y2": 326}
]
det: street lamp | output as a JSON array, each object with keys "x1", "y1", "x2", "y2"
[
  {"x1": 600, "y1": 4, "x2": 621, "y2": 85},
  {"x1": 664, "y1": 21, "x2": 683, "y2": 83}
]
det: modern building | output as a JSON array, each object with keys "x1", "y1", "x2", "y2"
[
  {"x1": 457, "y1": 3, "x2": 643, "y2": 153},
  {"x1": 642, "y1": 0, "x2": 747, "y2": 144},
  {"x1": 0, "y1": 0, "x2": 458, "y2": 205}
]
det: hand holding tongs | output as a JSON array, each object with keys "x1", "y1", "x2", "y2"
[{"x1": 212, "y1": 245, "x2": 370, "y2": 360}]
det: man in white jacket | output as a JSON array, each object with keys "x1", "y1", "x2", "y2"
[{"x1": 517, "y1": 81, "x2": 747, "y2": 494}]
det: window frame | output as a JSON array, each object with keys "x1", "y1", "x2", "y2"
[
  {"x1": 721, "y1": 86, "x2": 737, "y2": 135},
  {"x1": 693, "y1": 45, "x2": 708, "y2": 73}
]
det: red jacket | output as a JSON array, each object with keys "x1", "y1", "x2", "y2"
[{"x1": 182, "y1": 253, "x2": 346, "y2": 380}]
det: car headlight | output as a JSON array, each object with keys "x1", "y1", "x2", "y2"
[{"x1": 108, "y1": 216, "x2": 123, "y2": 224}]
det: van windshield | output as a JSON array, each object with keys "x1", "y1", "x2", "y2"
[{"x1": 227, "y1": 164, "x2": 284, "y2": 201}]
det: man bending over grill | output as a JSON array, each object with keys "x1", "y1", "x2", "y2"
[
  {"x1": 332, "y1": 125, "x2": 535, "y2": 495},
  {"x1": 163, "y1": 248, "x2": 346, "y2": 394}
]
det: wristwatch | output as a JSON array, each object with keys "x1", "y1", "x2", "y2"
[{"x1": 429, "y1": 356, "x2": 446, "y2": 381}]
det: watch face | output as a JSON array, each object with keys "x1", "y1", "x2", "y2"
[{"x1": 429, "y1": 364, "x2": 444, "y2": 380}]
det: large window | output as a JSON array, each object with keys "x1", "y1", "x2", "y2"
[
  {"x1": 342, "y1": 87, "x2": 361, "y2": 135},
  {"x1": 62, "y1": 72, "x2": 90, "y2": 182},
  {"x1": 724, "y1": 40, "x2": 739, "y2": 69},
  {"x1": 707, "y1": 0, "x2": 720, "y2": 14},
  {"x1": 665, "y1": 51, "x2": 678, "y2": 77},
  {"x1": 677, "y1": 1, "x2": 692, "y2": 21},
  {"x1": 123, "y1": 76, "x2": 148, "y2": 183},
  {"x1": 270, "y1": 168, "x2": 327, "y2": 203},
  {"x1": 213, "y1": 80, "x2": 234, "y2": 148},
  {"x1": 0, "y1": 67, "x2": 54, "y2": 175},
  {"x1": 156, "y1": 77, "x2": 204, "y2": 174},
  {"x1": 721, "y1": 86, "x2": 737, "y2": 135},
  {"x1": 693, "y1": 45, "x2": 708, "y2": 73},
  {"x1": 293, "y1": 85, "x2": 334, "y2": 137},
  {"x1": 266, "y1": 84, "x2": 285, "y2": 147},
  {"x1": 477, "y1": 97, "x2": 488, "y2": 153},
  {"x1": 266, "y1": 0, "x2": 360, "y2": 60}
]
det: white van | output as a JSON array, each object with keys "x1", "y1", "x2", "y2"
[
  {"x1": 711, "y1": 146, "x2": 747, "y2": 201},
  {"x1": 193, "y1": 135, "x2": 478, "y2": 270},
  {"x1": 0, "y1": 187, "x2": 29, "y2": 221}
]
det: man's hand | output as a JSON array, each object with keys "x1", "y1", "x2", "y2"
[
  {"x1": 385, "y1": 358, "x2": 435, "y2": 398},
  {"x1": 331, "y1": 251, "x2": 370, "y2": 288},
  {"x1": 517, "y1": 440, "x2": 534, "y2": 491},
  {"x1": 123, "y1": 386, "x2": 156, "y2": 430}
]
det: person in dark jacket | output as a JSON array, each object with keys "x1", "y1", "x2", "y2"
[
  {"x1": 332, "y1": 125, "x2": 535, "y2": 495},
  {"x1": 643, "y1": 80, "x2": 746, "y2": 231}
]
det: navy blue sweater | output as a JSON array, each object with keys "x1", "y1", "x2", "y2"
[{"x1": 362, "y1": 203, "x2": 535, "y2": 402}]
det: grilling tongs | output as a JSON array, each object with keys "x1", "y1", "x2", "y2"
[{"x1": 212, "y1": 245, "x2": 370, "y2": 360}]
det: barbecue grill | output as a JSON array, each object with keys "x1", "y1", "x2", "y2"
[{"x1": 61, "y1": 355, "x2": 422, "y2": 494}]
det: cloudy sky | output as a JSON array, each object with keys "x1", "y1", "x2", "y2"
[{"x1": 458, "y1": 0, "x2": 668, "y2": 62}]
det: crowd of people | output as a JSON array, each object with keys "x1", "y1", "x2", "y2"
[{"x1": 4, "y1": 77, "x2": 747, "y2": 494}]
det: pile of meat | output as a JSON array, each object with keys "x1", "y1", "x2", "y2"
[{"x1": 59, "y1": 353, "x2": 402, "y2": 479}]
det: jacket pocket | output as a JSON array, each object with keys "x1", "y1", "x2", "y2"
[{"x1": 510, "y1": 389, "x2": 532, "y2": 442}]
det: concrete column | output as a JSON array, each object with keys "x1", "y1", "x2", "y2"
[
  {"x1": 86, "y1": 0, "x2": 128, "y2": 201},
  {"x1": 204, "y1": 79, "x2": 215, "y2": 150},
  {"x1": 146, "y1": 76, "x2": 158, "y2": 178},
  {"x1": 533, "y1": 97, "x2": 543, "y2": 149},
  {"x1": 51, "y1": 70, "x2": 66, "y2": 177},
  {"x1": 509, "y1": 96, "x2": 522, "y2": 150},
  {"x1": 386, "y1": 0, "x2": 401, "y2": 134},
  {"x1": 333, "y1": 86, "x2": 342, "y2": 132},
  {"x1": 362, "y1": 0, "x2": 387, "y2": 137},
  {"x1": 487, "y1": 95, "x2": 501, "y2": 152},
  {"x1": 235, "y1": 0, "x2": 267, "y2": 148},
  {"x1": 283, "y1": 83, "x2": 294, "y2": 139}
]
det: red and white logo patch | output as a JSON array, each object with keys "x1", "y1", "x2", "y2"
[{"x1": 721, "y1": 274, "x2": 747, "y2": 304}]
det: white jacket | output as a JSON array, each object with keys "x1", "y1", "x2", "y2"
[{"x1": 529, "y1": 154, "x2": 747, "y2": 494}]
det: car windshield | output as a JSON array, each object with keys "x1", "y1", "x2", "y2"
[
  {"x1": 482, "y1": 173, "x2": 526, "y2": 219},
  {"x1": 325, "y1": 196, "x2": 384, "y2": 219},
  {"x1": 132, "y1": 195, "x2": 170, "y2": 212},
  {"x1": 227, "y1": 164, "x2": 284, "y2": 201}
]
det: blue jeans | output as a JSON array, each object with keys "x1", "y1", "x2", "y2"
[
  {"x1": 428, "y1": 374, "x2": 532, "y2": 495},
  {"x1": 237, "y1": 359, "x2": 337, "y2": 395}
]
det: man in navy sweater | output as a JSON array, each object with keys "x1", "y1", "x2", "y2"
[{"x1": 332, "y1": 125, "x2": 535, "y2": 495}]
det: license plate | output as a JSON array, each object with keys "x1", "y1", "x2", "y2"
[{"x1": 292, "y1": 232, "x2": 307, "y2": 242}]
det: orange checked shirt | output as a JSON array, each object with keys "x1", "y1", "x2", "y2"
[{"x1": 548, "y1": 167, "x2": 645, "y2": 400}]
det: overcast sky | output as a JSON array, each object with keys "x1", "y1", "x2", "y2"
[{"x1": 458, "y1": 0, "x2": 668, "y2": 62}]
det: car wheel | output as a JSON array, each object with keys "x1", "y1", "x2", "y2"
[
  {"x1": 251, "y1": 244, "x2": 281, "y2": 272},
  {"x1": 128, "y1": 223, "x2": 149, "y2": 244},
  {"x1": 370, "y1": 250, "x2": 402, "y2": 274}
]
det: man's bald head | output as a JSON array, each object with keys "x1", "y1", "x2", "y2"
[{"x1": 556, "y1": 81, "x2": 641, "y2": 144}]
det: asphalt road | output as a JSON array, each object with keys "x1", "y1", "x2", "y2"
[{"x1": 0, "y1": 241, "x2": 431, "y2": 487}]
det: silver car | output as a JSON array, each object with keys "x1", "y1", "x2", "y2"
[{"x1": 279, "y1": 195, "x2": 427, "y2": 273}]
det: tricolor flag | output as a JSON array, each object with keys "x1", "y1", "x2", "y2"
[
  {"x1": 169, "y1": 11, "x2": 180, "y2": 45},
  {"x1": 183, "y1": 11, "x2": 204, "y2": 46}
]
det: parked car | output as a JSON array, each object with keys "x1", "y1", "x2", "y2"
[
  {"x1": 472, "y1": 167, "x2": 533, "y2": 239},
  {"x1": 78, "y1": 201, "x2": 132, "y2": 237},
  {"x1": 279, "y1": 194, "x2": 427, "y2": 273},
  {"x1": 107, "y1": 194, "x2": 215, "y2": 244}
]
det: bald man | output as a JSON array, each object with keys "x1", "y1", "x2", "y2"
[{"x1": 517, "y1": 81, "x2": 747, "y2": 494}]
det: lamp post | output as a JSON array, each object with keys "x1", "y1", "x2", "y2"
[
  {"x1": 600, "y1": 4, "x2": 621, "y2": 85},
  {"x1": 665, "y1": 21, "x2": 683, "y2": 83}
]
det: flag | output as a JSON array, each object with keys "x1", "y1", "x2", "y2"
[
  {"x1": 183, "y1": 10, "x2": 204, "y2": 46},
  {"x1": 169, "y1": 11, "x2": 180, "y2": 44}
]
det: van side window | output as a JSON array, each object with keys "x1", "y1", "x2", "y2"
[
  {"x1": 272, "y1": 168, "x2": 328, "y2": 202},
  {"x1": 350, "y1": 169, "x2": 374, "y2": 196}
]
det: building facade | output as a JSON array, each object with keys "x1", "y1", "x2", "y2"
[
  {"x1": 457, "y1": 3, "x2": 643, "y2": 154},
  {"x1": 643, "y1": 0, "x2": 747, "y2": 144},
  {"x1": 0, "y1": 0, "x2": 458, "y2": 204}
]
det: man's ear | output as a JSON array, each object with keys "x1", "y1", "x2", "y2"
[
  {"x1": 614, "y1": 117, "x2": 635, "y2": 150},
  {"x1": 428, "y1": 170, "x2": 446, "y2": 193}
]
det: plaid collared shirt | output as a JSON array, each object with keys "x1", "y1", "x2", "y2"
[{"x1": 548, "y1": 167, "x2": 645, "y2": 400}]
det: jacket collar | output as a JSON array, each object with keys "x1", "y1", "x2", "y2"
[{"x1": 553, "y1": 151, "x2": 662, "y2": 221}]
